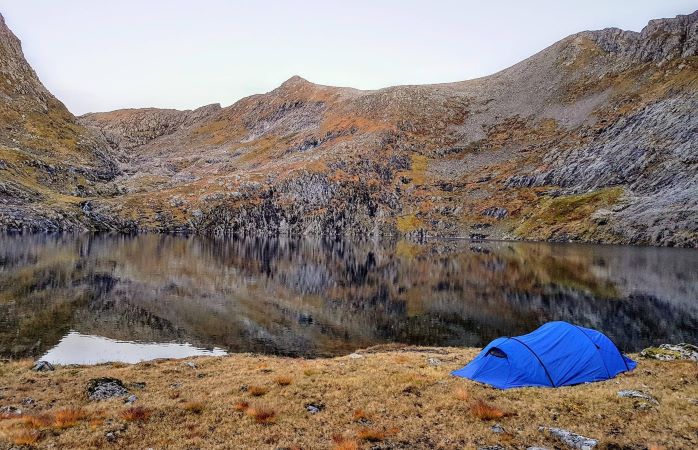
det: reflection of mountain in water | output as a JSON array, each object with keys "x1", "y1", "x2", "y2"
[{"x1": 0, "y1": 234, "x2": 696, "y2": 359}]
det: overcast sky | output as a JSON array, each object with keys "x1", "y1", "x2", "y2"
[{"x1": 1, "y1": 1, "x2": 695, "y2": 115}]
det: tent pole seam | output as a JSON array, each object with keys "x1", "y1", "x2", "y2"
[
  {"x1": 510, "y1": 337, "x2": 556, "y2": 387},
  {"x1": 573, "y1": 325, "x2": 611, "y2": 379}
]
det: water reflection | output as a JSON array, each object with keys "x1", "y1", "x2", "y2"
[
  {"x1": 0, "y1": 233, "x2": 696, "y2": 361},
  {"x1": 42, "y1": 331, "x2": 226, "y2": 365}
]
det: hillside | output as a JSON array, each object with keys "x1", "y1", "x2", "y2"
[
  {"x1": 2, "y1": 11, "x2": 698, "y2": 246},
  {"x1": 0, "y1": 14, "x2": 119, "y2": 230}
]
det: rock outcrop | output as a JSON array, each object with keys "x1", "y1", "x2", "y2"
[
  {"x1": 0, "y1": 13, "x2": 119, "y2": 231},
  {"x1": 0, "y1": 10, "x2": 697, "y2": 246}
]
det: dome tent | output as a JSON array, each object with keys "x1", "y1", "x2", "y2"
[{"x1": 452, "y1": 322, "x2": 636, "y2": 389}]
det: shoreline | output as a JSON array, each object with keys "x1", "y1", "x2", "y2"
[{"x1": 1, "y1": 346, "x2": 696, "y2": 449}]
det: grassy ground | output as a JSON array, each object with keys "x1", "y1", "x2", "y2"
[{"x1": 0, "y1": 346, "x2": 696, "y2": 449}]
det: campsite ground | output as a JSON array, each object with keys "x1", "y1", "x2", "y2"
[{"x1": 0, "y1": 346, "x2": 696, "y2": 449}]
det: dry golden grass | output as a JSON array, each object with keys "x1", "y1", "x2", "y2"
[
  {"x1": 53, "y1": 407, "x2": 87, "y2": 429},
  {"x1": 22, "y1": 414, "x2": 53, "y2": 429},
  {"x1": 0, "y1": 348, "x2": 695, "y2": 449},
  {"x1": 120, "y1": 406, "x2": 152, "y2": 422},
  {"x1": 332, "y1": 435, "x2": 360, "y2": 450},
  {"x1": 274, "y1": 375, "x2": 293, "y2": 386},
  {"x1": 470, "y1": 399, "x2": 508, "y2": 421},
  {"x1": 356, "y1": 427, "x2": 387, "y2": 442},
  {"x1": 248, "y1": 385, "x2": 269, "y2": 397},
  {"x1": 181, "y1": 401, "x2": 205, "y2": 414},
  {"x1": 356, "y1": 426, "x2": 398, "y2": 442},
  {"x1": 352, "y1": 409, "x2": 371, "y2": 422},
  {"x1": 454, "y1": 387, "x2": 470, "y2": 401},
  {"x1": 232, "y1": 401, "x2": 250, "y2": 412},
  {"x1": 8, "y1": 429, "x2": 41, "y2": 446},
  {"x1": 246, "y1": 406, "x2": 276, "y2": 425}
]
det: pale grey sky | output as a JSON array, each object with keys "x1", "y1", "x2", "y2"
[{"x1": 1, "y1": 1, "x2": 695, "y2": 115}]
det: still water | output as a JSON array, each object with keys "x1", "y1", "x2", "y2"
[{"x1": 0, "y1": 233, "x2": 696, "y2": 364}]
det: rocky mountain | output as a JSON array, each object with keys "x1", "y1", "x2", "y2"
[{"x1": 1, "y1": 11, "x2": 697, "y2": 246}]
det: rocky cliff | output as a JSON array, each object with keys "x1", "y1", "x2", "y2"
[
  {"x1": 0, "y1": 13, "x2": 119, "y2": 230},
  {"x1": 1, "y1": 11, "x2": 697, "y2": 246}
]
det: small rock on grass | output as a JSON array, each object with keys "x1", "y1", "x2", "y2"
[
  {"x1": 124, "y1": 394, "x2": 137, "y2": 404},
  {"x1": 427, "y1": 357, "x2": 442, "y2": 366},
  {"x1": 617, "y1": 390, "x2": 659, "y2": 404},
  {"x1": 540, "y1": 426, "x2": 597, "y2": 450},
  {"x1": 304, "y1": 402, "x2": 324, "y2": 414},
  {"x1": 491, "y1": 423, "x2": 505, "y2": 433},
  {"x1": 32, "y1": 360, "x2": 54, "y2": 372},
  {"x1": 87, "y1": 377, "x2": 129, "y2": 401},
  {"x1": 0, "y1": 405, "x2": 21, "y2": 416},
  {"x1": 348, "y1": 352, "x2": 363, "y2": 359}
]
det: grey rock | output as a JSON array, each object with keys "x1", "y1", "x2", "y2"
[
  {"x1": 105, "y1": 431, "x2": 117, "y2": 443},
  {"x1": 527, "y1": 447, "x2": 551, "y2": 450},
  {"x1": 640, "y1": 343, "x2": 698, "y2": 361},
  {"x1": 124, "y1": 394, "x2": 138, "y2": 404},
  {"x1": 539, "y1": 426, "x2": 597, "y2": 450},
  {"x1": 617, "y1": 389, "x2": 659, "y2": 404},
  {"x1": 304, "y1": 402, "x2": 324, "y2": 414},
  {"x1": 482, "y1": 207, "x2": 508, "y2": 219},
  {"x1": 427, "y1": 357, "x2": 442, "y2": 366},
  {"x1": 183, "y1": 361, "x2": 197, "y2": 369},
  {"x1": 32, "y1": 360, "x2": 54, "y2": 372},
  {"x1": 87, "y1": 377, "x2": 129, "y2": 401},
  {"x1": 348, "y1": 352, "x2": 364, "y2": 359},
  {"x1": 0, "y1": 406, "x2": 21, "y2": 416},
  {"x1": 491, "y1": 423, "x2": 506, "y2": 433},
  {"x1": 478, "y1": 446, "x2": 505, "y2": 450}
]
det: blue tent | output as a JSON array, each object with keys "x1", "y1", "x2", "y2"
[{"x1": 452, "y1": 322, "x2": 636, "y2": 389}]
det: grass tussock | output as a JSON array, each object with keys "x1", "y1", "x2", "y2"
[
  {"x1": 352, "y1": 409, "x2": 371, "y2": 422},
  {"x1": 274, "y1": 375, "x2": 293, "y2": 386},
  {"x1": 22, "y1": 414, "x2": 53, "y2": 429},
  {"x1": 470, "y1": 399, "x2": 507, "y2": 421},
  {"x1": 454, "y1": 387, "x2": 470, "y2": 401},
  {"x1": 246, "y1": 406, "x2": 277, "y2": 425},
  {"x1": 53, "y1": 407, "x2": 87, "y2": 429},
  {"x1": 248, "y1": 385, "x2": 269, "y2": 396},
  {"x1": 356, "y1": 427, "x2": 396, "y2": 442},
  {"x1": 9, "y1": 429, "x2": 42, "y2": 445},
  {"x1": 182, "y1": 401, "x2": 205, "y2": 414},
  {"x1": 303, "y1": 368, "x2": 319, "y2": 377},
  {"x1": 120, "y1": 406, "x2": 152, "y2": 422},
  {"x1": 233, "y1": 400, "x2": 250, "y2": 412},
  {"x1": 332, "y1": 435, "x2": 360, "y2": 450}
]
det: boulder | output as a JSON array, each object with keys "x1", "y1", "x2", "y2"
[
  {"x1": 87, "y1": 377, "x2": 129, "y2": 401},
  {"x1": 640, "y1": 343, "x2": 698, "y2": 361}
]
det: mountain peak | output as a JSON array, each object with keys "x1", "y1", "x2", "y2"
[{"x1": 277, "y1": 75, "x2": 315, "y2": 92}]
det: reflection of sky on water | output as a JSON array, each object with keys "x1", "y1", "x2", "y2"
[
  {"x1": 1, "y1": 234, "x2": 696, "y2": 360},
  {"x1": 41, "y1": 331, "x2": 226, "y2": 364}
]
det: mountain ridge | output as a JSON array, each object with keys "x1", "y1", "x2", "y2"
[{"x1": 1, "y1": 10, "x2": 697, "y2": 246}]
